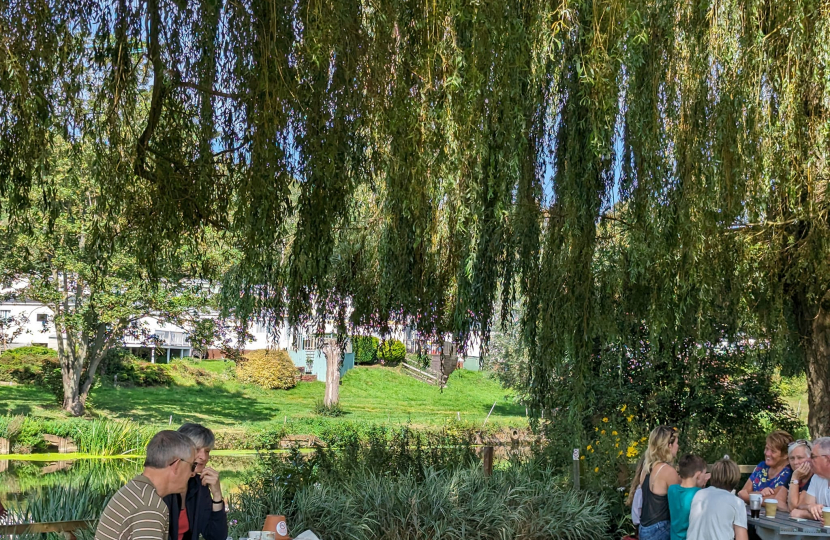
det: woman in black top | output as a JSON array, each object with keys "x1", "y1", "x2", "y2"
[
  {"x1": 639, "y1": 426, "x2": 680, "y2": 540},
  {"x1": 163, "y1": 424, "x2": 228, "y2": 540}
]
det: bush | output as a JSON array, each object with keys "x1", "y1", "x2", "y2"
[
  {"x1": 0, "y1": 346, "x2": 58, "y2": 383},
  {"x1": 101, "y1": 349, "x2": 173, "y2": 387},
  {"x1": 236, "y1": 349, "x2": 297, "y2": 390},
  {"x1": 41, "y1": 366, "x2": 65, "y2": 404},
  {"x1": 230, "y1": 463, "x2": 609, "y2": 540},
  {"x1": 0, "y1": 416, "x2": 157, "y2": 455},
  {"x1": 352, "y1": 335, "x2": 379, "y2": 364},
  {"x1": 0, "y1": 415, "x2": 47, "y2": 453},
  {"x1": 377, "y1": 339, "x2": 405, "y2": 366},
  {"x1": 314, "y1": 399, "x2": 345, "y2": 417}
]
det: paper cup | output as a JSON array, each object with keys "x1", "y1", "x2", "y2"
[
  {"x1": 764, "y1": 499, "x2": 778, "y2": 518},
  {"x1": 822, "y1": 507, "x2": 830, "y2": 527}
]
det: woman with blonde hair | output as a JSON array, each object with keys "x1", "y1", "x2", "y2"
[{"x1": 638, "y1": 426, "x2": 681, "y2": 540}]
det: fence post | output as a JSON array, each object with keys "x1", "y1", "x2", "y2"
[
  {"x1": 482, "y1": 446, "x2": 494, "y2": 477},
  {"x1": 572, "y1": 448, "x2": 580, "y2": 490}
]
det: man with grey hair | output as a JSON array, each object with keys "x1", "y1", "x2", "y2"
[
  {"x1": 163, "y1": 423, "x2": 227, "y2": 540},
  {"x1": 791, "y1": 437, "x2": 830, "y2": 521},
  {"x1": 95, "y1": 431, "x2": 196, "y2": 540}
]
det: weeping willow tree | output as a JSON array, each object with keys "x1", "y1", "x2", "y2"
[{"x1": 1, "y1": 0, "x2": 828, "y2": 434}]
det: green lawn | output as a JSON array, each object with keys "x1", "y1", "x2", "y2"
[{"x1": 0, "y1": 363, "x2": 526, "y2": 430}]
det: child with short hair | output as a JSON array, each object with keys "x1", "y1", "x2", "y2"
[
  {"x1": 687, "y1": 456, "x2": 748, "y2": 540},
  {"x1": 668, "y1": 454, "x2": 709, "y2": 540}
]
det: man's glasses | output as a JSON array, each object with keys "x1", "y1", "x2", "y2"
[{"x1": 170, "y1": 458, "x2": 198, "y2": 472}]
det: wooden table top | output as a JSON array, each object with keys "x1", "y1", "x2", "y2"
[{"x1": 748, "y1": 509, "x2": 830, "y2": 537}]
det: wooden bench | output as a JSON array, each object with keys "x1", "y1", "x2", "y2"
[{"x1": 0, "y1": 520, "x2": 91, "y2": 539}]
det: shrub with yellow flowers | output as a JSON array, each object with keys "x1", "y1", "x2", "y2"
[{"x1": 577, "y1": 406, "x2": 642, "y2": 495}]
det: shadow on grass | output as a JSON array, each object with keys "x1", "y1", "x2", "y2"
[
  {"x1": 486, "y1": 400, "x2": 526, "y2": 418},
  {"x1": 1, "y1": 385, "x2": 55, "y2": 416},
  {"x1": 91, "y1": 385, "x2": 283, "y2": 426}
]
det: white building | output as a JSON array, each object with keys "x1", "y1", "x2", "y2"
[{"x1": 0, "y1": 298, "x2": 57, "y2": 350}]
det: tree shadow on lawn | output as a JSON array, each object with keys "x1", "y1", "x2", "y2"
[
  {"x1": 3, "y1": 402, "x2": 35, "y2": 416},
  {"x1": 0, "y1": 386, "x2": 52, "y2": 416},
  {"x1": 91, "y1": 385, "x2": 282, "y2": 426},
  {"x1": 484, "y1": 400, "x2": 527, "y2": 419}
]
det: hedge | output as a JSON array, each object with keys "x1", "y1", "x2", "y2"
[
  {"x1": 377, "y1": 339, "x2": 405, "y2": 365},
  {"x1": 236, "y1": 349, "x2": 297, "y2": 390},
  {"x1": 352, "y1": 335, "x2": 379, "y2": 364}
]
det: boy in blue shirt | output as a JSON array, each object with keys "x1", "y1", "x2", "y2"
[{"x1": 668, "y1": 454, "x2": 710, "y2": 540}]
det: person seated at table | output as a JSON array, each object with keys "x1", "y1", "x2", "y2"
[
  {"x1": 95, "y1": 431, "x2": 196, "y2": 540},
  {"x1": 785, "y1": 439, "x2": 813, "y2": 512},
  {"x1": 737, "y1": 430, "x2": 793, "y2": 510},
  {"x1": 668, "y1": 454, "x2": 709, "y2": 540},
  {"x1": 791, "y1": 437, "x2": 830, "y2": 521},
  {"x1": 687, "y1": 456, "x2": 748, "y2": 540},
  {"x1": 163, "y1": 423, "x2": 228, "y2": 540},
  {"x1": 639, "y1": 426, "x2": 681, "y2": 540}
]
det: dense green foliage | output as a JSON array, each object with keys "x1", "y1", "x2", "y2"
[
  {"x1": 2, "y1": 0, "x2": 828, "y2": 438},
  {"x1": 0, "y1": 415, "x2": 156, "y2": 455},
  {"x1": 0, "y1": 346, "x2": 58, "y2": 383},
  {"x1": 236, "y1": 349, "x2": 298, "y2": 390},
  {"x1": 377, "y1": 339, "x2": 406, "y2": 366},
  {"x1": 230, "y1": 430, "x2": 607, "y2": 539},
  {"x1": 352, "y1": 335, "x2": 379, "y2": 364},
  {"x1": 100, "y1": 349, "x2": 175, "y2": 387},
  {"x1": 231, "y1": 464, "x2": 609, "y2": 540},
  {"x1": 3, "y1": 484, "x2": 108, "y2": 538}
]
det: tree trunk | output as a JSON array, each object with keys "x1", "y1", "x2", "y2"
[
  {"x1": 805, "y1": 290, "x2": 830, "y2": 437},
  {"x1": 57, "y1": 331, "x2": 87, "y2": 416},
  {"x1": 55, "y1": 321, "x2": 117, "y2": 417},
  {"x1": 322, "y1": 339, "x2": 341, "y2": 407}
]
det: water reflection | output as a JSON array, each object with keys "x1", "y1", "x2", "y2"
[{"x1": 0, "y1": 455, "x2": 259, "y2": 505}]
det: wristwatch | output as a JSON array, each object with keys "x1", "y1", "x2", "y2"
[
  {"x1": 790, "y1": 479, "x2": 800, "y2": 485},
  {"x1": 212, "y1": 497, "x2": 224, "y2": 504}
]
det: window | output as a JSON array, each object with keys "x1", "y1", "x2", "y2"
[
  {"x1": 36, "y1": 313, "x2": 48, "y2": 330},
  {"x1": 0, "y1": 310, "x2": 10, "y2": 321}
]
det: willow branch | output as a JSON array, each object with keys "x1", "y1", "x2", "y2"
[
  {"x1": 175, "y1": 80, "x2": 245, "y2": 100},
  {"x1": 134, "y1": 0, "x2": 166, "y2": 181}
]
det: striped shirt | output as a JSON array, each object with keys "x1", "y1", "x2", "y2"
[{"x1": 95, "y1": 474, "x2": 169, "y2": 540}]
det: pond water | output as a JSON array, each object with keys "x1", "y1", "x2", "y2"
[{"x1": 0, "y1": 454, "x2": 261, "y2": 506}]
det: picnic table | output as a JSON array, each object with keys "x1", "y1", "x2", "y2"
[{"x1": 748, "y1": 509, "x2": 830, "y2": 539}]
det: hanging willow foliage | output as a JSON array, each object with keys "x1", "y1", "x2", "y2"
[{"x1": 1, "y1": 0, "x2": 829, "y2": 434}]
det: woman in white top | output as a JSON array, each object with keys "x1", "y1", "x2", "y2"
[
  {"x1": 687, "y1": 457, "x2": 748, "y2": 540},
  {"x1": 626, "y1": 457, "x2": 646, "y2": 533}
]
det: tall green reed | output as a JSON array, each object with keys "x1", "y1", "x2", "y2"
[
  {"x1": 229, "y1": 465, "x2": 609, "y2": 540},
  {"x1": 3, "y1": 483, "x2": 111, "y2": 540}
]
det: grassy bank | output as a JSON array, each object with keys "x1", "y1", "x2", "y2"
[
  {"x1": 1, "y1": 362, "x2": 524, "y2": 427},
  {"x1": 0, "y1": 362, "x2": 526, "y2": 454}
]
